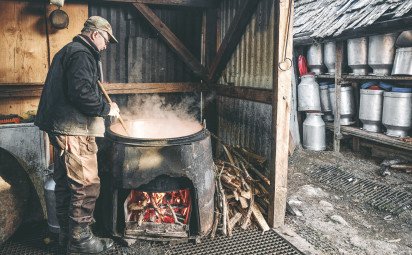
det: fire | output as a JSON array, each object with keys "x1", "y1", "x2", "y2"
[{"x1": 126, "y1": 189, "x2": 191, "y2": 225}]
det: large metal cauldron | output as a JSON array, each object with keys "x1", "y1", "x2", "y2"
[
  {"x1": 359, "y1": 89, "x2": 384, "y2": 133},
  {"x1": 382, "y1": 92, "x2": 412, "y2": 137},
  {"x1": 392, "y1": 47, "x2": 412, "y2": 75},
  {"x1": 104, "y1": 120, "x2": 215, "y2": 237}
]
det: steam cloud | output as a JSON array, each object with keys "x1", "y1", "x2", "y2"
[{"x1": 122, "y1": 94, "x2": 199, "y2": 122}]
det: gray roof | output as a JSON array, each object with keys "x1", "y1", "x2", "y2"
[{"x1": 294, "y1": 0, "x2": 412, "y2": 40}]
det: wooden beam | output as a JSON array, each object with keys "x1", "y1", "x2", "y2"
[
  {"x1": 132, "y1": 3, "x2": 209, "y2": 81},
  {"x1": 0, "y1": 84, "x2": 43, "y2": 98},
  {"x1": 269, "y1": 0, "x2": 293, "y2": 228},
  {"x1": 333, "y1": 41, "x2": 344, "y2": 152},
  {"x1": 208, "y1": 0, "x2": 260, "y2": 82},
  {"x1": 0, "y1": 82, "x2": 206, "y2": 98},
  {"x1": 96, "y1": 0, "x2": 216, "y2": 8},
  {"x1": 104, "y1": 82, "x2": 206, "y2": 94},
  {"x1": 216, "y1": 85, "x2": 272, "y2": 105}
]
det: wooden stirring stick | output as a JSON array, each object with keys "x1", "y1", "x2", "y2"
[{"x1": 97, "y1": 80, "x2": 129, "y2": 135}]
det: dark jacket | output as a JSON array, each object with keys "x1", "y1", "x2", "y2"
[{"x1": 35, "y1": 35, "x2": 110, "y2": 137}]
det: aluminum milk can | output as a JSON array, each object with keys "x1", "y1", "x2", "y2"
[
  {"x1": 368, "y1": 33, "x2": 398, "y2": 75},
  {"x1": 298, "y1": 74, "x2": 321, "y2": 111},
  {"x1": 347, "y1": 37, "x2": 368, "y2": 75},
  {"x1": 359, "y1": 89, "x2": 384, "y2": 133},
  {"x1": 307, "y1": 44, "x2": 324, "y2": 74},
  {"x1": 382, "y1": 91, "x2": 412, "y2": 137},
  {"x1": 329, "y1": 85, "x2": 355, "y2": 125},
  {"x1": 44, "y1": 166, "x2": 60, "y2": 233},
  {"x1": 324, "y1": 42, "x2": 336, "y2": 74},
  {"x1": 319, "y1": 84, "x2": 333, "y2": 122},
  {"x1": 303, "y1": 113, "x2": 326, "y2": 151}
]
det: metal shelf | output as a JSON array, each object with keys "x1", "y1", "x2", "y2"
[
  {"x1": 341, "y1": 74, "x2": 412, "y2": 81},
  {"x1": 325, "y1": 123, "x2": 412, "y2": 151}
]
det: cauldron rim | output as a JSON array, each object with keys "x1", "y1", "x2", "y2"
[{"x1": 105, "y1": 125, "x2": 208, "y2": 146}]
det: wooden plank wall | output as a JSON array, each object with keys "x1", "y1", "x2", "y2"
[{"x1": 0, "y1": 1, "x2": 88, "y2": 117}]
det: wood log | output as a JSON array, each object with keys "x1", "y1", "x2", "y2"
[
  {"x1": 241, "y1": 187, "x2": 254, "y2": 230},
  {"x1": 251, "y1": 204, "x2": 270, "y2": 232},
  {"x1": 240, "y1": 189, "x2": 252, "y2": 200},
  {"x1": 239, "y1": 197, "x2": 248, "y2": 209},
  {"x1": 211, "y1": 180, "x2": 220, "y2": 239},
  {"x1": 218, "y1": 172, "x2": 228, "y2": 236},
  {"x1": 228, "y1": 212, "x2": 242, "y2": 236}
]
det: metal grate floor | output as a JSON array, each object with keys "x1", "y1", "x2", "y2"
[
  {"x1": 311, "y1": 166, "x2": 412, "y2": 215},
  {"x1": 0, "y1": 222, "x2": 303, "y2": 255},
  {"x1": 167, "y1": 228, "x2": 303, "y2": 255}
]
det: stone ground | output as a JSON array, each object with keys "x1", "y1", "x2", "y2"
[{"x1": 278, "y1": 146, "x2": 412, "y2": 255}]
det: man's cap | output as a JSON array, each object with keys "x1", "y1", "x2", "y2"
[{"x1": 84, "y1": 16, "x2": 118, "y2": 44}]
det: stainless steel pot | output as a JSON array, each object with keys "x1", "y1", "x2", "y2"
[
  {"x1": 359, "y1": 89, "x2": 384, "y2": 132},
  {"x1": 303, "y1": 113, "x2": 326, "y2": 151},
  {"x1": 368, "y1": 33, "x2": 398, "y2": 75},
  {"x1": 324, "y1": 42, "x2": 336, "y2": 74},
  {"x1": 347, "y1": 37, "x2": 368, "y2": 75},
  {"x1": 392, "y1": 47, "x2": 412, "y2": 75},
  {"x1": 329, "y1": 85, "x2": 355, "y2": 125},
  {"x1": 307, "y1": 44, "x2": 323, "y2": 74},
  {"x1": 298, "y1": 74, "x2": 321, "y2": 111},
  {"x1": 382, "y1": 92, "x2": 412, "y2": 137},
  {"x1": 319, "y1": 84, "x2": 333, "y2": 122}
]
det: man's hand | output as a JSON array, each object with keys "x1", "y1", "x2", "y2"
[{"x1": 108, "y1": 102, "x2": 120, "y2": 118}]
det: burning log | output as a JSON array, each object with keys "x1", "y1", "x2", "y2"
[{"x1": 168, "y1": 204, "x2": 183, "y2": 226}]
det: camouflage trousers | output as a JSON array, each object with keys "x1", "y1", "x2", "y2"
[{"x1": 49, "y1": 134, "x2": 100, "y2": 229}]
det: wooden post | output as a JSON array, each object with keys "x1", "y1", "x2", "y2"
[
  {"x1": 334, "y1": 41, "x2": 344, "y2": 152},
  {"x1": 269, "y1": 0, "x2": 293, "y2": 228}
]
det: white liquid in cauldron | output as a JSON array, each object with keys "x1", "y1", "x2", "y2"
[{"x1": 110, "y1": 119, "x2": 203, "y2": 139}]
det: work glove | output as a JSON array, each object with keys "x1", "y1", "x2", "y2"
[{"x1": 108, "y1": 102, "x2": 120, "y2": 118}]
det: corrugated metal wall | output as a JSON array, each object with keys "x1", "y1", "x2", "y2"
[
  {"x1": 217, "y1": 0, "x2": 275, "y2": 174},
  {"x1": 218, "y1": 0, "x2": 274, "y2": 89},
  {"x1": 89, "y1": 3, "x2": 202, "y2": 83}
]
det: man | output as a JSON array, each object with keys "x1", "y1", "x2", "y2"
[{"x1": 35, "y1": 16, "x2": 119, "y2": 254}]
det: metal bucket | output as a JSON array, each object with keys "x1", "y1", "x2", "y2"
[
  {"x1": 298, "y1": 74, "x2": 321, "y2": 111},
  {"x1": 303, "y1": 113, "x2": 326, "y2": 151},
  {"x1": 324, "y1": 42, "x2": 336, "y2": 74},
  {"x1": 368, "y1": 33, "x2": 398, "y2": 75},
  {"x1": 359, "y1": 89, "x2": 384, "y2": 132},
  {"x1": 392, "y1": 47, "x2": 412, "y2": 75},
  {"x1": 329, "y1": 85, "x2": 355, "y2": 125},
  {"x1": 347, "y1": 37, "x2": 368, "y2": 75},
  {"x1": 307, "y1": 44, "x2": 323, "y2": 74},
  {"x1": 319, "y1": 84, "x2": 333, "y2": 122},
  {"x1": 382, "y1": 92, "x2": 412, "y2": 137},
  {"x1": 44, "y1": 165, "x2": 59, "y2": 234}
]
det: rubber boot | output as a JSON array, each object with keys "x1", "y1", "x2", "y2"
[{"x1": 68, "y1": 225, "x2": 114, "y2": 254}]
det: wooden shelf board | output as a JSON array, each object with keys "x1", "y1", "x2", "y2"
[
  {"x1": 342, "y1": 74, "x2": 412, "y2": 81},
  {"x1": 315, "y1": 74, "x2": 335, "y2": 79},
  {"x1": 325, "y1": 123, "x2": 412, "y2": 151}
]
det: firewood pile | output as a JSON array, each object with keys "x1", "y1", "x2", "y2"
[{"x1": 210, "y1": 134, "x2": 272, "y2": 238}]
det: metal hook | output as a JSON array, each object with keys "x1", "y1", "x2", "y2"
[{"x1": 278, "y1": 58, "x2": 292, "y2": 71}]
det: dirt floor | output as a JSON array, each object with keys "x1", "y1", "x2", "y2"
[{"x1": 280, "y1": 147, "x2": 412, "y2": 255}]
